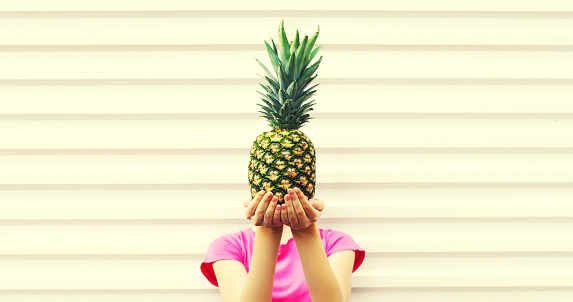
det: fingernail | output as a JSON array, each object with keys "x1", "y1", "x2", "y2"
[
  {"x1": 259, "y1": 190, "x2": 265, "y2": 196},
  {"x1": 271, "y1": 197, "x2": 277, "y2": 203},
  {"x1": 294, "y1": 187, "x2": 300, "y2": 193},
  {"x1": 285, "y1": 195, "x2": 290, "y2": 201}
]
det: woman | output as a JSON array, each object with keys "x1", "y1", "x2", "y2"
[{"x1": 200, "y1": 188, "x2": 365, "y2": 302}]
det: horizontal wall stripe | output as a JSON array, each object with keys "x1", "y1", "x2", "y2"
[
  {"x1": 3, "y1": 218, "x2": 573, "y2": 225},
  {"x1": 2, "y1": 252, "x2": 573, "y2": 260},
  {"x1": 2, "y1": 79, "x2": 573, "y2": 85},
  {"x1": 1, "y1": 273, "x2": 573, "y2": 290},
  {"x1": 2, "y1": 85, "x2": 572, "y2": 114},
  {"x1": 0, "y1": 255, "x2": 573, "y2": 276},
  {"x1": 1, "y1": 222, "x2": 571, "y2": 238},
  {"x1": 2, "y1": 187, "x2": 572, "y2": 206},
  {"x1": 1, "y1": 148, "x2": 573, "y2": 156},
  {"x1": 1, "y1": 17, "x2": 572, "y2": 45},
  {"x1": 0, "y1": 153, "x2": 572, "y2": 184},
  {"x1": 2, "y1": 188, "x2": 571, "y2": 219},
  {"x1": 1, "y1": 120, "x2": 570, "y2": 149},
  {"x1": 2, "y1": 11, "x2": 569, "y2": 18},
  {"x1": 0, "y1": 0, "x2": 573, "y2": 12},
  {"x1": 1, "y1": 205, "x2": 572, "y2": 220},
  {"x1": 2, "y1": 113, "x2": 573, "y2": 120},
  {"x1": 3, "y1": 46, "x2": 573, "y2": 52},
  {"x1": 0, "y1": 290, "x2": 571, "y2": 302},
  {"x1": 2, "y1": 51, "x2": 573, "y2": 79},
  {"x1": 1, "y1": 183, "x2": 573, "y2": 192},
  {"x1": 0, "y1": 11, "x2": 572, "y2": 18},
  {"x1": 2, "y1": 154, "x2": 570, "y2": 169},
  {"x1": 1, "y1": 236, "x2": 572, "y2": 255},
  {"x1": 0, "y1": 222, "x2": 571, "y2": 239},
  {"x1": 12, "y1": 277, "x2": 573, "y2": 291},
  {"x1": 1, "y1": 257, "x2": 572, "y2": 281}
]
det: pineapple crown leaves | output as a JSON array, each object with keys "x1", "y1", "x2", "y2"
[{"x1": 255, "y1": 20, "x2": 322, "y2": 130}]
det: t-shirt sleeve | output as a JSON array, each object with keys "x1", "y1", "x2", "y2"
[
  {"x1": 200, "y1": 234, "x2": 244, "y2": 287},
  {"x1": 324, "y1": 229, "x2": 366, "y2": 273}
]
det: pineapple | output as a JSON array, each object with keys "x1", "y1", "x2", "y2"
[{"x1": 248, "y1": 20, "x2": 322, "y2": 204}]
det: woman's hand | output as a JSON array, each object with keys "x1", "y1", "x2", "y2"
[
  {"x1": 243, "y1": 190, "x2": 325, "y2": 229},
  {"x1": 243, "y1": 190, "x2": 282, "y2": 228},
  {"x1": 281, "y1": 187, "x2": 324, "y2": 230}
]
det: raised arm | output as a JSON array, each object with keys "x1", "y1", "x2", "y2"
[
  {"x1": 213, "y1": 191, "x2": 283, "y2": 302},
  {"x1": 283, "y1": 188, "x2": 355, "y2": 302}
]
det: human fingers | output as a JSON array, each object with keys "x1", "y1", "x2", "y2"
[
  {"x1": 310, "y1": 198, "x2": 325, "y2": 211},
  {"x1": 292, "y1": 188, "x2": 323, "y2": 215},
  {"x1": 295, "y1": 187, "x2": 315, "y2": 216},
  {"x1": 263, "y1": 195, "x2": 279, "y2": 228},
  {"x1": 290, "y1": 188, "x2": 313, "y2": 228},
  {"x1": 253, "y1": 192, "x2": 273, "y2": 226},
  {"x1": 289, "y1": 188, "x2": 308, "y2": 221},
  {"x1": 272, "y1": 203, "x2": 282, "y2": 226},
  {"x1": 280, "y1": 204, "x2": 290, "y2": 226},
  {"x1": 293, "y1": 187, "x2": 321, "y2": 223},
  {"x1": 308, "y1": 198, "x2": 323, "y2": 222},
  {"x1": 245, "y1": 190, "x2": 265, "y2": 220},
  {"x1": 243, "y1": 197, "x2": 251, "y2": 208},
  {"x1": 284, "y1": 191, "x2": 299, "y2": 227}
]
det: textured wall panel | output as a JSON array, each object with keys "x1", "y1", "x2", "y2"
[{"x1": 1, "y1": 1, "x2": 572, "y2": 302}]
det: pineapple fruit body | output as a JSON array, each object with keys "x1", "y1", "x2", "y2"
[
  {"x1": 248, "y1": 20, "x2": 321, "y2": 204},
  {"x1": 249, "y1": 129, "x2": 316, "y2": 204}
]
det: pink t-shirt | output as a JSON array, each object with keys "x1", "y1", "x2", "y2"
[{"x1": 200, "y1": 227, "x2": 365, "y2": 302}]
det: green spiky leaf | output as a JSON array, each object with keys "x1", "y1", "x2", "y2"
[
  {"x1": 264, "y1": 41, "x2": 280, "y2": 75},
  {"x1": 308, "y1": 46, "x2": 322, "y2": 63},
  {"x1": 271, "y1": 38, "x2": 278, "y2": 55},
  {"x1": 304, "y1": 25, "x2": 320, "y2": 64},
  {"x1": 278, "y1": 20, "x2": 290, "y2": 64},
  {"x1": 256, "y1": 58, "x2": 277, "y2": 81},
  {"x1": 286, "y1": 53, "x2": 296, "y2": 81},
  {"x1": 257, "y1": 91, "x2": 281, "y2": 110},
  {"x1": 290, "y1": 29, "x2": 300, "y2": 55},
  {"x1": 298, "y1": 56, "x2": 322, "y2": 85},
  {"x1": 256, "y1": 73, "x2": 278, "y2": 95},
  {"x1": 295, "y1": 36, "x2": 308, "y2": 78},
  {"x1": 286, "y1": 80, "x2": 297, "y2": 97},
  {"x1": 277, "y1": 63, "x2": 289, "y2": 90},
  {"x1": 255, "y1": 20, "x2": 321, "y2": 130}
]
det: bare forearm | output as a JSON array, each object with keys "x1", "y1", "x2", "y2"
[
  {"x1": 292, "y1": 223, "x2": 344, "y2": 302},
  {"x1": 239, "y1": 226, "x2": 282, "y2": 302}
]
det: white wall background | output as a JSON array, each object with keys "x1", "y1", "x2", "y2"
[{"x1": 1, "y1": 1, "x2": 573, "y2": 301}]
